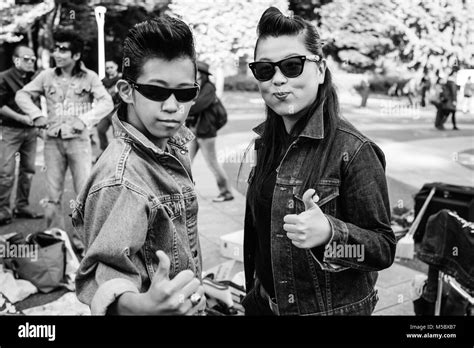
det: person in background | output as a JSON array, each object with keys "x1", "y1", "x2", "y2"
[
  {"x1": 186, "y1": 61, "x2": 234, "y2": 202},
  {"x1": 420, "y1": 69, "x2": 431, "y2": 107},
  {"x1": 358, "y1": 75, "x2": 370, "y2": 107},
  {"x1": 0, "y1": 45, "x2": 44, "y2": 225},
  {"x1": 95, "y1": 60, "x2": 122, "y2": 159},
  {"x1": 433, "y1": 76, "x2": 446, "y2": 130},
  {"x1": 462, "y1": 76, "x2": 473, "y2": 114},
  {"x1": 440, "y1": 69, "x2": 459, "y2": 130},
  {"x1": 403, "y1": 77, "x2": 418, "y2": 106},
  {"x1": 15, "y1": 29, "x2": 113, "y2": 233}
]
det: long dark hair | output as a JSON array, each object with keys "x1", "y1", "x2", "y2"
[
  {"x1": 245, "y1": 7, "x2": 340, "y2": 218},
  {"x1": 118, "y1": 16, "x2": 197, "y2": 117}
]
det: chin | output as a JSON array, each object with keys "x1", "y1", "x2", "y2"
[
  {"x1": 268, "y1": 103, "x2": 299, "y2": 117},
  {"x1": 150, "y1": 128, "x2": 179, "y2": 139}
]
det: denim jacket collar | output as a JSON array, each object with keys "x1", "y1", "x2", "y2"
[
  {"x1": 252, "y1": 103, "x2": 325, "y2": 140},
  {"x1": 112, "y1": 112, "x2": 195, "y2": 156},
  {"x1": 54, "y1": 61, "x2": 87, "y2": 78}
]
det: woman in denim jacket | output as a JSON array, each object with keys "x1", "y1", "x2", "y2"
[
  {"x1": 73, "y1": 17, "x2": 206, "y2": 315},
  {"x1": 242, "y1": 7, "x2": 396, "y2": 315}
]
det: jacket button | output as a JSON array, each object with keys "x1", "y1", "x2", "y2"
[
  {"x1": 181, "y1": 150, "x2": 186, "y2": 155},
  {"x1": 287, "y1": 199, "x2": 294, "y2": 209},
  {"x1": 280, "y1": 187, "x2": 287, "y2": 191}
]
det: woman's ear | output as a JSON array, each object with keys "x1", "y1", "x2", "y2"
[
  {"x1": 317, "y1": 59, "x2": 327, "y2": 85},
  {"x1": 116, "y1": 79, "x2": 134, "y2": 104}
]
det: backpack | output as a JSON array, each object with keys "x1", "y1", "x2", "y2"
[{"x1": 208, "y1": 97, "x2": 228, "y2": 131}]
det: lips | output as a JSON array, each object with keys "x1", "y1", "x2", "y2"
[
  {"x1": 156, "y1": 119, "x2": 180, "y2": 123},
  {"x1": 273, "y1": 92, "x2": 290, "y2": 100}
]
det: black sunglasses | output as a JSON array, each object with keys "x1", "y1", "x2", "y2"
[
  {"x1": 128, "y1": 81, "x2": 200, "y2": 103},
  {"x1": 15, "y1": 55, "x2": 36, "y2": 63},
  {"x1": 249, "y1": 55, "x2": 321, "y2": 82},
  {"x1": 54, "y1": 44, "x2": 71, "y2": 53}
]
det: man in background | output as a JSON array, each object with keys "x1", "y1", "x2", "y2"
[
  {"x1": 15, "y1": 29, "x2": 113, "y2": 232},
  {"x1": 440, "y1": 69, "x2": 459, "y2": 130},
  {"x1": 462, "y1": 76, "x2": 473, "y2": 114},
  {"x1": 95, "y1": 60, "x2": 121, "y2": 159},
  {"x1": 0, "y1": 45, "x2": 43, "y2": 225}
]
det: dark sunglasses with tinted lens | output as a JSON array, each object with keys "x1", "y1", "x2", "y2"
[
  {"x1": 249, "y1": 55, "x2": 321, "y2": 82},
  {"x1": 54, "y1": 44, "x2": 71, "y2": 53},
  {"x1": 18, "y1": 55, "x2": 36, "y2": 63},
  {"x1": 128, "y1": 81, "x2": 200, "y2": 103}
]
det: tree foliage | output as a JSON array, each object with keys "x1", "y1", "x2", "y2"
[
  {"x1": 168, "y1": 0, "x2": 289, "y2": 68},
  {"x1": 317, "y1": 0, "x2": 474, "y2": 73}
]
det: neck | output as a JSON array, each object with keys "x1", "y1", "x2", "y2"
[
  {"x1": 14, "y1": 66, "x2": 26, "y2": 75},
  {"x1": 61, "y1": 63, "x2": 75, "y2": 77},
  {"x1": 154, "y1": 138, "x2": 168, "y2": 151},
  {"x1": 280, "y1": 105, "x2": 311, "y2": 134}
]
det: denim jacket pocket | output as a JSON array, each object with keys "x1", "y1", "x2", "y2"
[
  {"x1": 44, "y1": 83, "x2": 60, "y2": 103},
  {"x1": 70, "y1": 200, "x2": 84, "y2": 227},
  {"x1": 159, "y1": 195, "x2": 183, "y2": 221},
  {"x1": 294, "y1": 180, "x2": 340, "y2": 216},
  {"x1": 73, "y1": 85, "x2": 92, "y2": 105},
  {"x1": 74, "y1": 84, "x2": 91, "y2": 95}
]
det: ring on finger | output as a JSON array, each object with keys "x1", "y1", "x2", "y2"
[{"x1": 190, "y1": 292, "x2": 202, "y2": 306}]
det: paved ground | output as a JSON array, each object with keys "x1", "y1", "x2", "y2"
[{"x1": 1, "y1": 90, "x2": 473, "y2": 314}]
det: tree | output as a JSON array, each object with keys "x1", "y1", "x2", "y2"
[
  {"x1": 168, "y1": 0, "x2": 289, "y2": 95},
  {"x1": 1, "y1": 0, "x2": 169, "y2": 71},
  {"x1": 288, "y1": 0, "x2": 332, "y2": 21},
  {"x1": 169, "y1": 0, "x2": 289, "y2": 66},
  {"x1": 317, "y1": 0, "x2": 474, "y2": 74}
]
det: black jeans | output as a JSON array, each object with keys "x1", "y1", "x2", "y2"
[
  {"x1": 0, "y1": 126, "x2": 37, "y2": 215},
  {"x1": 445, "y1": 111, "x2": 457, "y2": 128},
  {"x1": 435, "y1": 108, "x2": 447, "y2": 127}
]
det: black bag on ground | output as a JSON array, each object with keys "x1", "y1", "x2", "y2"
[
  {"x1": 413, "y1": 183, "x2": 474, "y2": 242},
  {"x1": 3, "y1": 232, "x2": 66, "y2": 293}
]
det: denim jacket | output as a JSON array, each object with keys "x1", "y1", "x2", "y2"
[
  {"x1": 73, "y1": 113, "x2": 202, "y2": 315},
  {"x1": 244, "y1": 106, "x2": 396, "y2": 315},
  {"x1": 15, "y1": 62, "x2": 113, "y2": 139}
]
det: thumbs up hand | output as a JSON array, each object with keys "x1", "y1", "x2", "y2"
[
  {"x1": 283, "y1": 189, "x2": 332, "y2": 249},
  {"x1": 139, "y1": 250, "x2": 205, "y2": 315}
]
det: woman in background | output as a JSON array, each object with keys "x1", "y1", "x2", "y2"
[{"x1": 186, "y1": 61, "x2": 234, "y2": 202}]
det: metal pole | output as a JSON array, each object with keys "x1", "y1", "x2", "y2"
[
  {"x1": 94, "y1": 6, "x2": 107, "y2": 79},
  {"x1": 434, "y1": 270, "x2": 444, "y2": 315}
]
